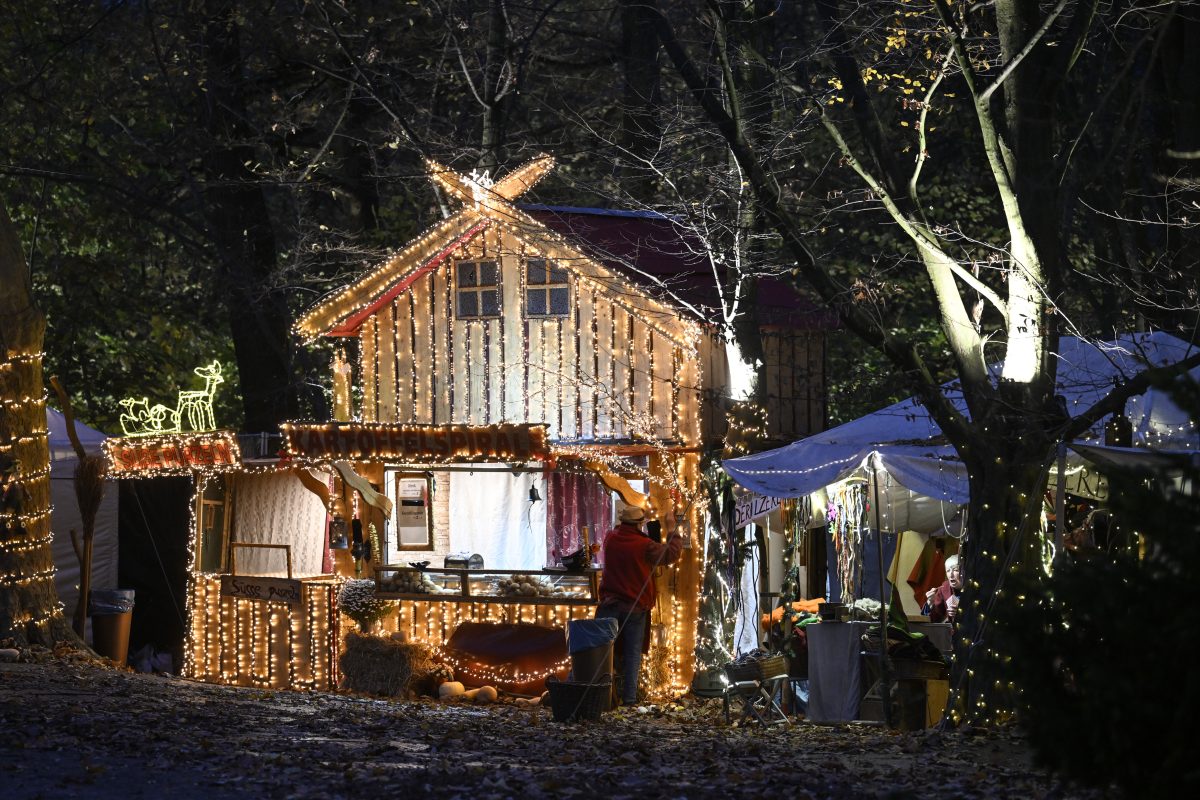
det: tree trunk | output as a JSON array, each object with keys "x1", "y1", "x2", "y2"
[
  {"x1": 478, "y1": 0, "x2": 510, "y2": 172},
  {"x1": 1161, "y1": 11, "x2": 1200, "y2": 334},
  {"x1": 0, "y1": 198, "x2": 75, "y2": 646},
  {"x1": 199, "y1": 0, "x2": 299, "y2": 433},
  {"x1": 952, "y1": 426, "x2": 1053, "y2": 726},
  {"x1": 618, "y1": 0, "x2": 663, "y2": 199}
]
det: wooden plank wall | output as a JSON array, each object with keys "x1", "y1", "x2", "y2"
[
  {"x1": 698, "y1": 330, "x2": 729, "y2": 443},
  {"x1": 761, "y1": 329, "x2": 826, "y2": 439},
  {"x1": 695, "y1": 327, "x2": 827, "y2": 444},
  {"x1": 359, "y1": 232, "x2": 702, "y2": 445}
]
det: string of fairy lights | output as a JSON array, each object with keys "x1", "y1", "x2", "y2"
[
  {"x1": 296, "y1": 155, "x2": 703, "y2": 440},
  {"x1": 178, "y1": 468, "x2": 344, "y2": 690},
  {"x1": 431, "y1": 643, "x2": 573, "y2": 686},
  {"x1": 152, "y1": 432, "x2": 695, "y2": 694},
  {"x1": 166, "y1": 451, "x2": 697, "y2": 694},
  {"x1": 348, "y1": 224, "x2": 703, "y2": 441},
  {"x1": 0, "y1": 351, "x2": 67, "y2": 630}
]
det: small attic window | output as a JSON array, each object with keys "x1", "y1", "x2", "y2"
[
  {"x1": 525, "y1": 258, "x2": 570, "y2": 317},
  {"x1": 456, "y1": 260, "x2": 500, "y2": 319}
]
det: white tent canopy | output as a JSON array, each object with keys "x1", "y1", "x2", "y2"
[{"x1": 724, "y1": 332, "x2": 1200, "y2": 529}]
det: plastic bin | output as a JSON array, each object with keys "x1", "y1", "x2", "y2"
[
  {"x1": 571, "y1": 644, "x2": 614, "y2": 685},
  {"x1": 89, "y1": 589, "x2": 134, "y2": 667},
  {"x1": 568, "y1": 618, "x2": 617, "y2": 682}
]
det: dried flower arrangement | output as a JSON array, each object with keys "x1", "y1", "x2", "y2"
[{"x1": 337, "y1": 579, "x2": 393, "y2": 633}]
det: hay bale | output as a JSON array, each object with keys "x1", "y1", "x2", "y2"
[{"x1": 339, "y1": 631, "x2": 433, "y2": 697}]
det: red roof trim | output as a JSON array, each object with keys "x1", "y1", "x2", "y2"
[{"x1": 327, "y1": 219, "x2": 490, "y2": 337}]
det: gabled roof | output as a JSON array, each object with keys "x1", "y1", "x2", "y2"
[
  {"x1": 295, "y1": 211, "x2": 487, "y2": 339},
  {"x1": 294, "y1": 156, "x2": 701, "y2": 349},
  {"x1": 523, "y1": 205, "x2": 835, "y2": 331}
]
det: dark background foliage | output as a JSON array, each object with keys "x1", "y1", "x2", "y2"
[{"x1": 1000, "y1": 376, "x2": 1200, "y2": 793}]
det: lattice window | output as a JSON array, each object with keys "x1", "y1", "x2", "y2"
[
  {"x1": 455, "y1": 260, "x2": 501, "y2": 319},
  {"x1": 525, "y1": 258, "x2": 570, "y2": 317}
]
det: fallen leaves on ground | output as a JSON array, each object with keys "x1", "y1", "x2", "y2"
[{"x1": 0, "y1": 648, "x2": 1107, "y2": 800}]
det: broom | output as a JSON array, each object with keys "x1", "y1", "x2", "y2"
[{"x1": 50, "y1": 377, "x2": 107, "y2": 639}]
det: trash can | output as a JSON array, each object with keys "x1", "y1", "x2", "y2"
[
  {"x1": 89, "y1": 589, "x2": 135, "y2": 667},
  {"x1": 567, "y1": 618, "x2": 618, "y2": 709}
]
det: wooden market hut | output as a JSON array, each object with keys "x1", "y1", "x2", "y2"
[{"x1": 289, "y1": 155, "x2": 714, "y2": 694}]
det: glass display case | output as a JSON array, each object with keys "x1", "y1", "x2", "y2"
[
  {"x1": 376, "y1": 566, "x2": 463, "y2": 596},
  {"x1": 375, "y1": 566, "x2": 598, "y2": 605}
]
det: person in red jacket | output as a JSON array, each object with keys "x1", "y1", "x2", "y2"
[{"x1": 596, "y1": 504, "x2": 685, "y2": 706}]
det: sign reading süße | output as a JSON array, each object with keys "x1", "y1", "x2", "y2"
[
  {"x1": 220, "y1": 575, "x2": 303, "y2": 605},
  {"x1": 104, "y1": 431, "x2": 242, "y2": 476}
]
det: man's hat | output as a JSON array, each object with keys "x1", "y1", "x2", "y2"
[{"x1": 618, "y1": 505, "x2": 646, "y2": 524}]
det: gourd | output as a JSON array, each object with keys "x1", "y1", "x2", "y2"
[
  {"x1": 437, "y1": 681, "x2": 465, "y2": 698},
  {"x1": 462, "y1": 685, "x2": 498, "y2": 703}
]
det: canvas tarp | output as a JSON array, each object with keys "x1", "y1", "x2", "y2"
[{"x1": 723, "y1": 332, "x2": 1200, "y2": 526}]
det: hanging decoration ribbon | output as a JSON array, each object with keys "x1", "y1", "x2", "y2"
[{"x1": 828, "y1": 480, "x2": 867, "y2": 605}]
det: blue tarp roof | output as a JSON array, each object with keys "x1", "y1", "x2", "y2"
[{"x1": 723, "y1": 332, "x2": 1200, "y2": 513}]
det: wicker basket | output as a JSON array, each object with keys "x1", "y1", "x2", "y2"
[
  {"x1": 546, "y1": 675, "x2": 612, "y2": 722},
  {"x1": 724, "y1": 654, "x2": 787, "y2": 683}
]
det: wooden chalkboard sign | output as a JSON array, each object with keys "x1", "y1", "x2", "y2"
[{"x1": 220, "y1": 574, "x2": 303, "y2": 605}]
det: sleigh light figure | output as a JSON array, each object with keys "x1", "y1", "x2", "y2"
[{"x1": 118, "y1": 361, "x2": 225, "y2": 436}]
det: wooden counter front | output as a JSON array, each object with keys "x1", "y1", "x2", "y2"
[{"x1": 184, "y1": 574, "x2": 341, "y2": 691}]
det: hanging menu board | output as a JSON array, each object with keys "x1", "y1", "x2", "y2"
[{"x1": 395, "y1": 474, "x2": 432, "y2": 550}]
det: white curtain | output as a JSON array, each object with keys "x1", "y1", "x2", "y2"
[
  {"x1": 51, "y1": 472, "x2": 118, "y2": 641},
  {"x1": 733, "y1": 525, "x2": 763, "y2": 655},
  {"x1": 448, "y1": 471, "x2": 547, "y2": 570},
  {"x1": 232, "y1": 472, "x2": 328, "y2": 578}
]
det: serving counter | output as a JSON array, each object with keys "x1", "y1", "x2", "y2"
[
  {"x1": 184, "y1": 573, "x2": 342, "y2": 691},
  {"x1": 375, "y1": 566, "x2": 600, "y2": 653},
  {"x1": 375, "y1": 566, "x2": 599, "y2": 605}
]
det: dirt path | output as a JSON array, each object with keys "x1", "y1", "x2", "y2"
[{"x1": 1, "y1": 653, "x2": 1104, "y2": 799}]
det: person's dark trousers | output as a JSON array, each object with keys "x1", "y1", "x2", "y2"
[{"x1": 595, "y1": 605, "x2": 647, "y2": 705}]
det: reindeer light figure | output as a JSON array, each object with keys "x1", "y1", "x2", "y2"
[
  {"x1": 176, "y1": 361, "x2": 224, "y2": 431},
  {"x1": 117, "y1": 361, "x2": 225, "y2": 436}
]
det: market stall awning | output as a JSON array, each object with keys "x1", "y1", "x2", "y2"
[
  {"x1": 721, "y1": 433, "x2": 966, "y2": 504},
  {"x1": 1069, "y1": 443, "x2": 1200, "y2": 474},
  {"x1": 724, "y1": 332, "x2": 1200, "y2": 520}
]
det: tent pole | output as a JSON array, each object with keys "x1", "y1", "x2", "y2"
[{"x1": 871, "y1": 453, "x2": 893, "y2": 728}]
